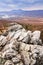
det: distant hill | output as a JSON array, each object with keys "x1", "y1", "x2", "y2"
[{"x1": 0, "y1": 10, "x2": 43, "y2": 18}]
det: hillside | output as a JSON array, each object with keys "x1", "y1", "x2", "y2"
[{"x1": 0, "y1": 22, "x2": 43, "y2": 65}]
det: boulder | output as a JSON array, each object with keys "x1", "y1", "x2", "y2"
[
  {"x1": 12, "y1": 57, "x2": 20, "y2": 63},
  {"x1": 2, "y1": 48, "x2": 18, "y2": 59},
  {"x1": 7, "y1": 31, "x2": 15, "y2": 40},
  {"x1": 0, "y1": 35, "x2": 5, "y2": 42},
  {"x1": 21, "y1": 51, "x2": 31, "y2": 65},
  {"x1": 0, "y1": 36, "x2": 8, "y2": 51},
  {"x1": 30, "y1": 31, "x2": 42, "y2": 45},
  {"x1": 22, "y1": 31, "x2": 32, "y2": 43},
  {"x1": 18, "y1": 31, "x2": 28, "y2": 41},
  {"x1": 12, "y1": 30, "x2": 21, "y2": 39},
  {"x1": 1, "y1": 37, "x2": 8, "y2": 46},
  {"x1": 7, "y1": 24, "x2": 23, "y2": 32},
  {"x1": 15, "y1": 61, "x2": 23, "y2": 65},
  {"x1": 4, "y1": 60, "x2": 14, "y2": 65}
]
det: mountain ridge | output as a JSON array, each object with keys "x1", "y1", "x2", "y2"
[{"x1": 0, "y1": 10, "x2": 43, "y2": 18}]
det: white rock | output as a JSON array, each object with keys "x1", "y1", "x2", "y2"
[
  {"x1": 22, "y1": 28, "x2": 26, "y2": 32},
  {"x1": 19, "y1": 43, "x2": 26, "y2": 51},
  {"x1": 19, "y1": 30, "x2": 32, "y2": 43},
  {"x1": 4, "y1": 60, "x2": 14, "y2": 65},
  {"x1": 0, "y1": 35, "x2": 5, "y2": 41},
  {"x1": 27, "y1": 30, "x2": 32, "y2": 38},
  {"x1": 7, "y1": 31, "x2": 15, "y2": 40},
  {"x1": 12, "y1": 57, "x2": 20, "y2": 63},
  {"x1": 32, "y1": 31, "x2": 41, "y2": 40},
  {"x1": 31, "y1": 58, "x2": 36, "y2": 65},
  {"x1": 18, "y1": 31, "x2": 27, "y2": 41},
  {"x1": 1, "y1": 37, "x2": 7, "y2": 45},
  {"x1": 21, "y1": 51, "x2": 31, "y2": 65},
  {"x1": 30, "y1": 31, "x2": 41, "y2": 44},
  {"x1": 0, "y1": 37, "x2": 7, "y2": 47},
  {"x1": 7, "y1": 24, "x2": 22, "y2": 31},
  {"x1": 22, "y1": 35, "x2": 30, "y2": 43},
  {"x1": 13, "y1": 30, "x2": 21, "y2": 39},
  {"x1": 2, "y1": 39, "x2": 19, "y2": 52},
  {"x1": 9, "y1": 40, "x2": 19, "y2": 50},
  {"x1": 2, "y1": 48, "x2": 18, "y2": 59}
]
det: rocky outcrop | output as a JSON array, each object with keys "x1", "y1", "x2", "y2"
[{"x1": 0, "y1": 23, "x2": 43, "y2": 65}]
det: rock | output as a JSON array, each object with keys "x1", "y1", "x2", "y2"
[
  {"x1": 22, "y1": 35, "x2": 30, "y2": 43},
  {"x1": 0, "y1": 36, "x2": 8, "y2": 51},
  {"x1": 30, "y1": 31, "x2": 42, "y2": 45},
  {"x1": 16, "y1": 54, "x2": 21, "y2": 60},
  {"x1": 2, "y1": 48, "x2": 18, "y2": 59},
  {"x1": 1, "y1": 37, "x2": 8, "y2": 46},
  {"x1": 2, "y1": 31, "x2": 8, "y2": 36},
  {"x1": 18, "y1": 31, "x2": 27, "y2": 41},
  {"x1": 32, "y1": 53, "x2": 38, "y2": 59},
  {"x1": 22, "y1": 31, "x2": 32, "y2": 44},
  {"x1": 7, "y1": 31, "x2": 15, "y2": 40},
  {"x1": 21, "y1": 28, "x2": 26, "y2": 32},
  {"x1": 4, "y1": 60, "x2": 14, "y2": 65},
  {"x1": 21, "y1": 51, "x2": 31, "y2": 65},
  {"x1": 38, "y1": 47, "x2": 43, "y2": 57},
  {"x1": 0, "y1": 23, "x2": 43, "y2": 65},
  {"x1": 2, "y1": 39, "x2": 20, "y2": 52},
  {"x1": 16, "y1": 61, "x2": 23, "y2": 65},
  {"x1": 32, "y1": 31, "x2": 41, "y2": 39},
  {"x1": 7, "y1": 24, "x2": 22, "y2": 32},
  {"x1": 12, "y1": 57, "x2": 20, "y2": 63},
  {"x1": 18, "y1": 30, "x2": 32, "y2": 43},
  {"x1": 27, "y1": 30, "x2": 32, "y2": 38},
  {"x1": 8, "y1": 22, "x2": 16, "y2": 26},
  {"x1": 19, "y1": 43, "x2": 26, "y2": 51},
  {"x1": 0, "y1": 35, "x2": 5, "y2": 42},
  {"x1": 13, "y1": 30, "x2": 21, "y2": 39},
  {"x1": 20, "y1": 43, "x2": 31, "y2": 51},
  {"x1": 9, "y1": 39, "x2": 20, "y2": 50},
  {"x1": 31, "y1": 58, "x2": 36, "y2": 65},
  {"x1": 19, "y1": 61, "x2": 23, "y2": 65},
  {"x1": 24, "y1": 44, "x2": 31, "y2": 51}
]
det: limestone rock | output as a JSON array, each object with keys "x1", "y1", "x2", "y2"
[
  {"x1": 21, "y1": 51, "x2": 31, "y2": 65},
  {"x1": 30, "y1": 31, "x2": 42, "y2": 45},
  {"x1": 7, "y1": 31, "x2": 15, "y2": 40},
  {"x1": 4, "y1": 60, "x2": 14, "y2": 65},
  {"x1": 0, "y1": 23, "x2": 43, "y2": 65},
  {"x1": 0, "y1": 35, "x2": 5, "y2": 42},
  {"x1": 13, "y1": 30, "x2": 21, "y2": 39},
  {"x1": 12, "y1": 57, "x2": 20, "y2": 63},
  {"x1": 7, "y1": 24, "x2": 22, "y2": 32},
  {"x1": 2, "y1": 49, "x2": 18, "y2": 59}
]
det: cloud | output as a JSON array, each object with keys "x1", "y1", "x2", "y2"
[
  {"x1": 22, "y1": 6, "x2": 43, "y2": 11},
  {"x1": 0, "y1": 0, "x2": 43, "y2": 12},
  {"x1": 0, "y1": 2, "x2": 17, "y2": 12}
]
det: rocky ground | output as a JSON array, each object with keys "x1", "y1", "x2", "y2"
[{"x1": 0, "y1": 23, "x2": 43, "y2": 65}]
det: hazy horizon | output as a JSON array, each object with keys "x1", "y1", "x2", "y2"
[{"x1": 0, "y1": 0, "x2": 43, "y2": 18}]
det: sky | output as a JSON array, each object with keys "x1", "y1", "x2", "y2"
[{"x1": 0, "y1": 0, "x2": 43, "y2": 12}]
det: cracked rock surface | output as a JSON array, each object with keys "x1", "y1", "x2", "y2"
[{"x1": 0, "y1": 23, "x2": 43, "y2": 65}]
